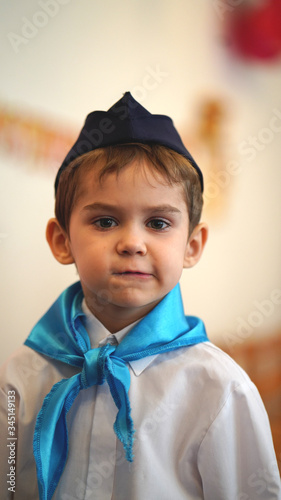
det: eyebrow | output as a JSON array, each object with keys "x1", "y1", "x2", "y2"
[{"x1": 82, "y1": 202, "x2": 182, "y2": 214}]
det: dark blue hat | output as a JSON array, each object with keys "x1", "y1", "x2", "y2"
[{"x1": 55, "y1": 92, "x2": 203, "y2": 192}]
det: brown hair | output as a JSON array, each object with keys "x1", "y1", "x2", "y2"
[{"x1": 55, "y1": 144, "x2": 203, "y2": 236}]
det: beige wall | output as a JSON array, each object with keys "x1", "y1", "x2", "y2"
[{"x1": 1, "y1": 0, "x2": 281, "y2": 363}]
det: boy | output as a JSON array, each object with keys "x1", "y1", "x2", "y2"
[{"x1": 0, "y1": 92, "x2": 280, "y2": 500}]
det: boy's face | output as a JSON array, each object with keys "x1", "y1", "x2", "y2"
[{"x1": 49, "y1": 159, "x2": 207, "y2": 332}]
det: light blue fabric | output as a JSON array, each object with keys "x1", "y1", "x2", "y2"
[{"x1": 25, "y1": 281, "x2": 208, "y2": 500}]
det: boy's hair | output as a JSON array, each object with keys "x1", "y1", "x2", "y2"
[{"x1": 55, "y1": 143, "x2": 203, "y2": 236}]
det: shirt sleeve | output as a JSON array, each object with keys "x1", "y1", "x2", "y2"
[
  {"x1": 0, "y1": 348, "x2": 46, "y2": 500},
  {"x1": 198, "y1": 380, "x2": 281, "y2": 500},
  {"x1": 0, "y1": 346, "x2": 77, "y2": 500}
]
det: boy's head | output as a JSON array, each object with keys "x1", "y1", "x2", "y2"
[
  {"x1": 54, "y1": 91, "x2": 204, "y2": 236},
  {"x1": 47, "y1": 93, "x2": 208, "y2": 331}
]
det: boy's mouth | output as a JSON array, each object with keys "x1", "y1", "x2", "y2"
[
  {"x1": 113, "y1": 270, "x2": 152, "y2": 278},
  {"x1": 122, "y1": 271, "x2": 144, "y2": 275}
]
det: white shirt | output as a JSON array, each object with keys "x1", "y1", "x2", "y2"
[{"x1": 0, "y1": 302, "x2": 280, "y2": 499}]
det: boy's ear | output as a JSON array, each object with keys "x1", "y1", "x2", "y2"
[
  {"x1": 183, "y1": 223, "x2": 208, "y2": 269},
  {"x1": 46, "y1": 218, "x2": 74, "y2": 265}
]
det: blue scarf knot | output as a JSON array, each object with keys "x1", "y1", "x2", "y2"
[
  {"x1": 25, "y1": 282, "x2": 208, "y2": 500},
  {"x1": 80, "y1": 345, "x2": 113, "y2": 387}
]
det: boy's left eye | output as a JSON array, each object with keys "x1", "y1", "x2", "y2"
[{"x1": 147, "y1": 219, "x2": 170, "y2": 230}]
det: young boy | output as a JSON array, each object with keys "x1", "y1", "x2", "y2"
[{"x1": 0, "y1": 92, "x2": 280, "y2": 500}]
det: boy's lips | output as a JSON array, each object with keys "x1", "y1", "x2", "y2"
[{"x1": 113, "y1": 270, "x2": 153, "y2": 278}]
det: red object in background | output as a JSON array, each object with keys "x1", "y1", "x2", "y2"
[{"x1": 228, "y1": 0, "x2": 281, "y2": 61}]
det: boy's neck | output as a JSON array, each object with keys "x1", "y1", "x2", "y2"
[{"x1": 83, "y1": 300, "x2": 160, "y2": 333}]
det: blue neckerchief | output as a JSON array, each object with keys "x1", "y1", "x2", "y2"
[{"x1": 25, "y1": 281, "x2": 208, "y2": 500}]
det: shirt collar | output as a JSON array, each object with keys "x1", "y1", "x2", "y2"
[{"x1": 82, "y1": 299, "x2": 158, "y2": 376}]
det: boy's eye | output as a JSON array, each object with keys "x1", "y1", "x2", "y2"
[
  {"x1": 94, "y1": 217, "x2": 117, "y2": 229},
  {"x1": 147, "y1": 219, "x2": 170, "y2": 230}
]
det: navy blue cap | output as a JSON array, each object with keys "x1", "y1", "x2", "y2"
[{"x1": 55, "y1": 92, "x2": 203, "y2": 192}]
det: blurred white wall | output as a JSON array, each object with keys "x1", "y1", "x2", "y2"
[{"x1": 1, "y1": 0, "x2": 281, "y2": 363}]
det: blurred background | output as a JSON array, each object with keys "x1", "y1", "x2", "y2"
[{"x1": 0, "y1": 0, "x2": 281, "y2": 467}]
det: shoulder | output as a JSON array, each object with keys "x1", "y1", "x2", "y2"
[
  {"x1": 187, "y1": 341, "x2": 252, "y2": 383},
  {"x1": 160, "y1": 340, "x2": 252, "y2": 385},
  {"x1": 192, "y1": 340, "x2": 264, "y2": 402},
  {"x1": 154, "y1": 341, "x2": 264, "y2": 413},
  {"x1": 180, "y1": 342, "x2": 270, "y2": 428},
  {"x1": 189, "y1": 341, "x2": 263, "y2": 400},
  {"x1": 0, "y1": 345, "x2": 79, "y2": 398}
]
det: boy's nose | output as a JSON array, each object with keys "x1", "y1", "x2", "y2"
[{"x1": 116, "y1": 228, "x2": 147, "y2": 256}]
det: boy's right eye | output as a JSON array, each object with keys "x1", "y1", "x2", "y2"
[{"x1": 93, "y1": 217, "x2": 117, "y2": 229}]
